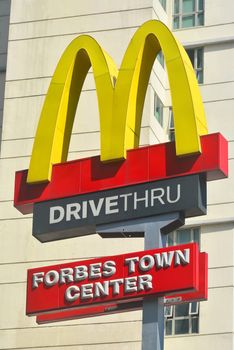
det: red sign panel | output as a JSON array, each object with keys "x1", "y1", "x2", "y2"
[
  {"x1": 15, "y1": 133, "x2": 228, "y2": 214},
  {"x1": 36, "y1": 252, "x2": 207, "y2": 324},
  {"x1": 165, "y1": 252, "x2": 208, "y2": 305},
  {"x1": 27, "y1": 243, "x2": 199, "y2": 316}
]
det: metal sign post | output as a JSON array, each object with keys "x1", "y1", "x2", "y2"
[
  {"x1": 142, "y1": 214, "x2": 179, "y2": 350},
  {"x1": 97, "y1": 212, "x2": 184, "y2": 350}
]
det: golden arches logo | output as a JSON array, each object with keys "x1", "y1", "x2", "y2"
[{"x1": 27, "y1": 20, "x2": 208, "y2": 184}]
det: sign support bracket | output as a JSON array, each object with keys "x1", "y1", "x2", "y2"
[{"x1": 97, "y1": 212, "x2": 184, "y2": 350}]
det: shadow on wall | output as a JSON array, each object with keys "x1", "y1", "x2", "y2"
[{"x1": 0, "y1": 0, "x2": 11, "y2": 152}]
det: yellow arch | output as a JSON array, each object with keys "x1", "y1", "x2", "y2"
[
  {"x1": 108, "y1": 20, "x2": 208, "y2": 160},
  {"x1": 27, "y1": 20, "x2": 208, "y2": 184},
  {"x1": 27, "y1": 35, "x2": 118, "y2": 183}
]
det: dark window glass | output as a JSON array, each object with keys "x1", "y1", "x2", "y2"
[
  {"x1": 175, "y1": 319, "x2": 189, "y2": 334},
  {"x1": 182, "y1": 15, "x2": 195, "y2": 27},
  {"x1": 197, "y1": 13, "x2": 204, "y2": 25},
  {"x1": 191, "y1": 317, "x2": 199, "y2": 333},
  {"x1": 190, "y1": 302, "x2": 199, "y2": 314},
  {"x1": 182, "y1": 0, "x2": 195, "y2": 13},
  {"x1": 157, "y1": 50, "x2": 165, "y2": 68},
  {"x1": 175, "y1": 303, "x2": 189, "y2": 317},
  {"x1": 177, "y1": 229, "x2": 191, "y2": 244},
  {"x1": 154, "y1": 94, "x2": 164, "y2": 126},
  {"x1": 165, "y1": 320, "x2": 173, "y2": 335},
  {"x1": 194, "y1": 228, "x2": 200, "y2": 244},
  {"x1": 186, "y1": 49, "x2": 195, "y2": 65},
  {"x1": 198, "y1": 0, "x2": 204, "y2": 10},
  {"x1": 173, "y1": 16, "x2": 180, "y2": 29},
  {"x1": 174, "y1": 0, "x2": 180, "y2": 14}
]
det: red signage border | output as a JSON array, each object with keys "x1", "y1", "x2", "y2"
[
  {"x1": 27, "y1": 243, "x2": 201, "y2": 316},
  {"x1": 15, "y1": 133, "x2": 227, "y2": 214},
  {"x1": 36, "y1": 252, "x2": 207, "y2": 324}
]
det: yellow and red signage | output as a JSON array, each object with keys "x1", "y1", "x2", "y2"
[
  {"x1": 13, "y1": 20, "x2": 228, "y2": 323},
  {"x1": 14, "y1": 20, "x2": 228, "y2": 215}
]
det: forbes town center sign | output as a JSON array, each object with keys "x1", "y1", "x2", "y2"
[
  {"x1": 14, "y1": 20, "x2": 228, "y2": 349},
  {"x1": 27, "y1": 243, "x2": 201, "y2": 314}
]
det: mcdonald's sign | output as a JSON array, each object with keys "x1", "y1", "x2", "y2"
[{"x1": 14, "y1": 20, "x2": 228, "y2": 241}]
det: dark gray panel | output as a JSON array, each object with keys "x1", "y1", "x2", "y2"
[{"x1": 33, "y1": 174, "x2": 207, "y2": 242}]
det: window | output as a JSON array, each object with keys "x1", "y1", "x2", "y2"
[
  {"x1": 159, "y1": 0, "x2": 167, "y2": 10},
  {"x1": 167, "y1": 227, "x2": 200, "y2": 247},
  {"x1": 154, "y1": 93, "x2": 164, "y2": 127},
  {"x1": 168, "y1": 108, "x2": 175, "y2": 141},
  {"x1": 173, "y1": 0, "x2": 204, "y2": 29},
  {"x1": 165, "y1": 305, "x2": 173, "y2": 317},
  {"x1": 165, "y1": 302, "x2": 199, "y2": 335},
  {"x1": 157, "y1": 50, "x2": 165, "y2": 68},
  {"x1": 186, "y1": 47, "x2": 204, "y2": 83},
  {"x1": 168, "y1": 47, "x2": 203, "y2": 140},
  {"x1": 165, "y1": 227, "x2": 200, "y2": 336}
]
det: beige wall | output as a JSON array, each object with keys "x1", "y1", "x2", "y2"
[
  {"x1": 0, "y1": 1, "x2": 157, "y2": 349},
  {"x1": 167, "y1": 0, "x2": 234, "y2": 348},
  {"x1": 0, "y1": 0, "x2": 10, "y2": 145},
  {"x1": 1, "y1": 0, "x2": 234, "y2": 349}
]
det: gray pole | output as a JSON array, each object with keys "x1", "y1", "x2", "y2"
[
  {"x1": 142, "y1": 215, "x2": 172, "y2": 350},
  {"x1": 97, "y1": 212, "x2": 184, "y2": 350}
]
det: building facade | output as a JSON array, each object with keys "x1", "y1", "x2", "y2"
[{"x1": 1, "y1": 0, "x2": 234, "y2": 349}]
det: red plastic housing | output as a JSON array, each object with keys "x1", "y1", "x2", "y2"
[
  {"x1": 26, "y1": 243, "x2": 200, "y2": 316},
  {"x1": 14, "y1": 133, "x2": 228, "y2": 214},
  {"x1": 36, "y1": 252, "x2": 207, "y2": 324}
]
